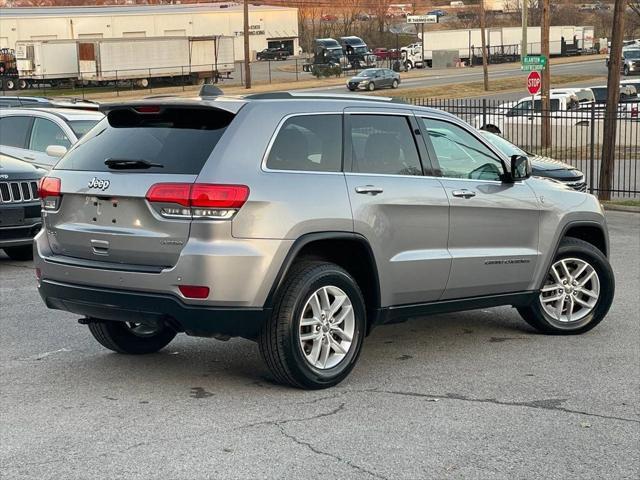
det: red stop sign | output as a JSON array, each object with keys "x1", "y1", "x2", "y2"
[{"x1": 527, "y1": 71, "x2": 542, "y2": 95}]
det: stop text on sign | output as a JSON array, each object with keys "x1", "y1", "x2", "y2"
[{"x1": 527, "y1": 71, "x2": 541, "y2": 95}]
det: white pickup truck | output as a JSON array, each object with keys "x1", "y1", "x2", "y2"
[
  {"x1": 473, "y1": 93, "x2": 584, "y2": 135},
  {"x1": 474, "y1": 89, "x2": 638, "y2": 137}
]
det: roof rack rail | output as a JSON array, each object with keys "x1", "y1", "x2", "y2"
[{"x1": 243, "y1": 91, "x2": 406, "y2": 104}]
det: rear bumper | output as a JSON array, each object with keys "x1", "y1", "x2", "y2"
[{"x1": 38, "y1": 279, "x2": 268, "y2": 339}]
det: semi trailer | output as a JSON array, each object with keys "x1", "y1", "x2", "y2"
[
  {"x1": 401, "y1": 25, "x2": 595, "y2": 69},
  {"x1": 15, "y1": 36, "x2": 235, "y2": 88}
]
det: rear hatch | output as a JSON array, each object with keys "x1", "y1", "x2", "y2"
[{"x1": 43, "y1": 103, "x2": 238, "y2": 268}]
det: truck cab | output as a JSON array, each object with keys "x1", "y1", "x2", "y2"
[
  {"x1": 314, "y1": 38, "x2": 344, "y2": 66},
  {"x1": 339, "y1": 36, "x2": 376, "y2": 69}
]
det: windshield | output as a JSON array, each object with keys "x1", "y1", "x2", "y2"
[
  {"x1": 359, "y1": 69, "x2": 378, "y2": 77},
  {"x1": 591, "y1": 87, "x2": 607, "y2": 102},
  {"x1": 624, "y1": 50, "x2": 640, "y2": 59},
  {"x1": 479, "y1": 131, "x2": 527, "y2": 157},
  {"x1": 68, "y1": 119, "x2": 99, "y2": 138}
]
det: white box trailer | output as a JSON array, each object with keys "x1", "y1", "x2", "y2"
[
  {"x1": 79, "y1": 36, "x2": 235, "y2": 86},
  {"x1": 15, "y1": 39, "x2": 79, "y2": 85},
  {"x1": 406, "y1": 25, "x2": 594, "y2": 67}
]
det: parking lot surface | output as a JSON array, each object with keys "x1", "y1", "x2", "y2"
[{"x1": 1, "y1": 211, "x2": 638, "y2": 479}]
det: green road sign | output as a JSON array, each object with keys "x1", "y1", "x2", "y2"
[{"x1": 521, "y1": 55, "x2": 547, "y2": 71}]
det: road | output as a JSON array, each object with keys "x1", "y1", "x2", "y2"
[
  {"x1": 1, "y1": 211, "x2": 638, "y2": 479},
  {"x1": 294, "y1": 58, "x2": 608, "y2": 97}
]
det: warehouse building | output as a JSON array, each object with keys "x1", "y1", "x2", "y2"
[{"x1": 0, "y1": 2, "x2": 299, "y2": 61}]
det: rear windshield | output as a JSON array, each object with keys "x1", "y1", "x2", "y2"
[{"x1": 55, "y1": 107, "x2": 234, "y2": 174}]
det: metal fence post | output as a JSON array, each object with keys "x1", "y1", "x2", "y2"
[
  {"x1": 148, "y1": 68, "x2": 152, "y2": 93},
  {"x1": 115, "y1": 69, "x2": 119, "y2": 97},
  {"x1": 181, "y1": 65, "x2": 185, "y2": 92},
  {"x1": 240, "y1": 61, "x2": 243, "y2": 86},
  {"x1": 268, "y1": 59, "x2": 272, "y2": 84},
  {"x1": 589, "y1": 103, "x2": 596, "y2": 194},
  {"x1": 295, "y1": 58, "x2": 299, "y2": 82},
  {"x1": 482, "y1": 99, "x2": 487, "y2": 131}
]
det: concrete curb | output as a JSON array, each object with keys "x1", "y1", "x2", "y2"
[{"x1": 603, "y1": 204, "x2": 640, "y2": 213}]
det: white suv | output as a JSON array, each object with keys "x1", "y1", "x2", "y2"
[{"x1": 0, "y1": 107, "x2": 103, "y2": 169}]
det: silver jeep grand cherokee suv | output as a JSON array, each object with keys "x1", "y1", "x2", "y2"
[{"x1": 35, "y1": 93, "x2": 615, "y2": 389}]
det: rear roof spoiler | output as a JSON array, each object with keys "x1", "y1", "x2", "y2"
[{"x1": 99, "y1": 97, "x2": 246, "y2": 115}]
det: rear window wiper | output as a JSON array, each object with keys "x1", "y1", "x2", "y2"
[{"x1": 104, "y1": 158, "x2": 164, "y2": 170}]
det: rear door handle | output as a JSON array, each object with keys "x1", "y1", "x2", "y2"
[
  {"x1": 451, "y1": 189, "x2": 476, "y2": 199},
  {"x1": 355, "y1": 185, "x2": 384, "y2": 195}
]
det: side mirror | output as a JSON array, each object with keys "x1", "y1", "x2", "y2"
[
  {"x1": 509, "y1": 154, "x2": 531, "y2": 181},
  {"x1": 46, "y1": 145, "x2": 67, "y2": 158}
]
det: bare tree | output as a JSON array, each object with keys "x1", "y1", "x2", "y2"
[
  {"x1": 479, "y1": 0, "x2": 489, "y2": 91},
  {"x1": 337, "y1": 0, "x2": 362, "y2": 38}
]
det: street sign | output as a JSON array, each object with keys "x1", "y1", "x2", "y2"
[
  {"x1": 521, "y1": 55, "x2": 547, "y2": 71},
  {"x1": 406, "y1": 14, "x2": 438, "y2": 24},
  {"x1": 527, "y1": 70, "x2": 542, "y2": 95}
]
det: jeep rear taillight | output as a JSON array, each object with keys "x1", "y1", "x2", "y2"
[
  {"x1": 145, "y1": 183, "x2": 249, "y2": 219},
  {"x1": 38, "y1": 177, "x2": 61, "y2": 210}
]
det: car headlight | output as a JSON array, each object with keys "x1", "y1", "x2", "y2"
[{"x1": 359, "y1": 80, "x2": 369, "y2": 85}]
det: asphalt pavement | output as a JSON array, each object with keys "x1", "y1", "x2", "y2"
[
  {"x1": 1, "y1": 211, "x2": 638, "y2": 479},
  {"x1": 295, "y1": 57, "x2": 609, "y2": 98}
]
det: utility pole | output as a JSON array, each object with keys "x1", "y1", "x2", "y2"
[
  {"x1": 599, "y1": 0, "x2": 626, "y2": 201},
  {"x1": 521, "y1": 0, "x2": 528, "y2": 60},
  {"x1": 243, "y1": 0, "x2": 251, "y2": 89},
  {"x1": 479, "y1": 0, "x2": 489, "y2": 91},
  {"x1": 540, "y1": 0, "x2": 551, "y2": 148}
]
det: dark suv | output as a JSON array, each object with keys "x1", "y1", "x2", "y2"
[{"x1": 0, "y1": 154, "x2": 43, "y2": 260}]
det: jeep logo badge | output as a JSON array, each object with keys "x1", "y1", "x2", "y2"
[{"x1": 88, "y1": 177, "x2": 110, "y2": 191}]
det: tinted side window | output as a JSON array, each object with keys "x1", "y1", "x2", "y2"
[
  {"x1": 349, "y1": 115, "x2": 422, "y2": 176},
  {"x1": 421, "y1": 118, "x2": 504, "y2": 181},
  {"x1": 0, "y1": 116, "x2": 32, "y2": 148},
  {"x1": 29, "y1": 118, "x2": 71, "y2": 152},
  {"x1": 266, "y1": 114, "x2": 342, "y2": 172}
]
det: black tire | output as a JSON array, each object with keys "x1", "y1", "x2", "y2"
[
  {"x1": 347, "y1": 87, "x2": 356, "y2": 91},
  {"x1": 367, "y1": 81, "x2": 375, "y2": 91},
  {"x1": 391, "y1": 79, "x2": 399, "y2": 89},
  {"x1": 3, "y1": 245, "x2": 33, "y2": 261},
  {"x1": 258, "y1": 261, "x2": 366, "y2": 389},
  {"x1": 18, "y1": 79, "x2": 28, "y2": 90},
  {"x1": 88, "y1": 320, "x2": 177, "y2": 354},
  {"x1": 623, "y1": 65, "x2": 629, "y2": 76},
  {"x1": 4, "y1": 78, "x2": 16, "y2": 90},
  {"x1": 517, "y1": 238, "x2": 614, "y2": 335}
]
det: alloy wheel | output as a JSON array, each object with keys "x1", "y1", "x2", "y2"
[
  {"x1": 298, "y1": 285, "x2": 355, "y2": 370},
  {"x1": 540, "y1": 257, "x2": 600, "y2": 323}
]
